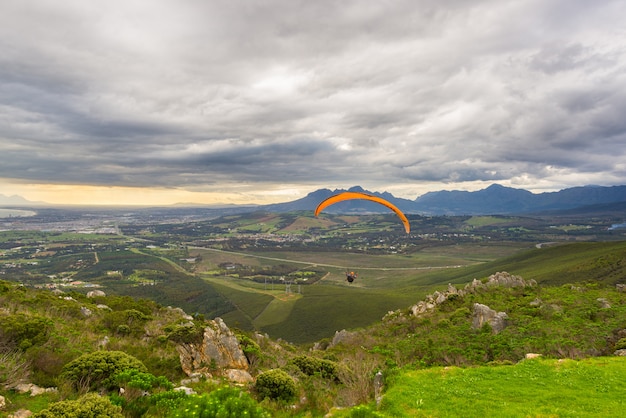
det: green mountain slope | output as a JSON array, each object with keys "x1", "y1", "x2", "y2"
[{"x1": 414, "y1": 241, "x2": 626, "y2": 287}]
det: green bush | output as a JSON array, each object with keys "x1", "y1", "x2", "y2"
[
  {"x1": 110, "y1": 370, "x2": 173, "y2": 418},
  {"x1": 28, "y1": 345, "x2": 74, "y2": 387},
  {"x1": 172, "y1": 386, "x2": 270, "y2": 417},
  {"x1": 290, "y1": 355, "x2": 340, "y2": 381},
  {"x1": 166, "y1": 323, "x2": 204, "y2": 344},
  {"x1": 114, "y1": 368, "x2": 173, "y2": 391},
  {"x1": 33, "y1": 392, "x2": 123, "y2": 418},
  {"x1": 61, "y1": 350, "x2": 147, "y2": 393},
  {"x1": 102, "y1": 309, "x2": 150, "y2": 336},
  {"x1": 255, "y1": 369, "x2": 297, "y2": 402},
  {"x1": 615, "y1": 337, "x2": 626, "y2": 350},
  {"x1": 238, "y1": 333, "x2": 262, "y2": 363},
  {"x1": 0, "y1": 313, "x2": 52, "y2": 350}
]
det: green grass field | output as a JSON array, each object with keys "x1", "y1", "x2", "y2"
[{"x1": 376, "y1": 357, "x2": 626, "y2": 417}]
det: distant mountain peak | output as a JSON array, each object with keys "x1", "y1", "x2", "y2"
[
  {"x1": 347, "y1": 185, "x2": 366, "y2": 193},
  {"x1": 0, "y1": 193, "x2": 46, "y2": 206}
]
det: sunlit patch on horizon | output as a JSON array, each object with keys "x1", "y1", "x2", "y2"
[{"x1": 1, "y1": 183, "x2": 293, "y2": 206}]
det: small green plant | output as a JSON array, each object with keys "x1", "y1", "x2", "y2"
[
  {"x1": 238, "y1": 333, "x2": 263, "y2": 368},
  {"x1": 171, "y1": 386, "x2": 270, "y2": 417},
  {"x1": 110, "y1": 370, "x2": 174, "y2": 418},
  {"x1": 347, "y1": 404, "x2": 385, "y2": 417},
  {"x1": 254, "y1": 369, "x2": 298, "y2": 402},
  {"x1": 615, "y1": 337, "x2": 626, "y2": 350},
  {"x1": 114, "y1": 368, "x2": 173, "y2": 391},
  {"x1": 33, "y1": 392, "x2": 123, "y2": 417}
]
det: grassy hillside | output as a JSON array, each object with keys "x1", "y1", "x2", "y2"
[
  {"x1": 2, "y1": 264, "x2": 625, "y2": 416},
  {"x1": 414, "y1": 241, "x2": 626, "y2": 287},
  {"x1": 372, "y1": 357, "x2": 626, "y2": 417},
  {"x1": 192, "y1": 241, "x2": 626, "y2": 343}
]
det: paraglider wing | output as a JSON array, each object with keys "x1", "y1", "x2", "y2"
[{"x1": 314, "y1": 191, "x2": 411, "y2": 233}]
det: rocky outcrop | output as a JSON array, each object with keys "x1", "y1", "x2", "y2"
[
  {"x1": 14, "y1": 383, "x2": 57, "y2": 396},
  {"x1": 87, "y1": 290, "x2": 106, "y2": 298},
  {"x1": 472, "y1": 303, "x2": 508, "y2": 333},
  {"x1": 328, "y1": 329, "x2": 359, "y2": 348},
  {"x1": 409, "y1": 272, "x2": 534, "y2": 318},
  {"x1": 176, "y1": 317, "x2": 252, "y2": 384},
  {"x1": 8, "y1": 410, "x2": 32, "y2": 418}
]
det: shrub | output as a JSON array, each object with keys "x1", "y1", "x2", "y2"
[
  {"x1": 290, "y1": 355, "x2": 340, "y2": 381},
  {"x1": 114, "y1": 368, "x2": 173, "y2": 391},
  {"x1": 238, "y1": 333, "x2": 262, "y2": 367},
  {"x1": 166, "y1": 323, "x2": 204, "y2": 344},
  {"x1": 615, "y1": 338, "x2": 626, "y2": 350},
  {"x1": 61, "y1": 350, "x2": 147, "y2": 393},
  {"x1": 33, "y1": 392, "x2": 123, "y2": 418},
  {"x1": 255, "y1": 369, "x2": 298, "y2": 402},
  {"x1": 110, "y1": 369, "x2": 174, "y2": 417},
  {"x1": 172, "y1": 386, "x2": 270, "y2": 417},
  {"x1": 0, "y1": 313, "x2": 52, "y2": 350},
  {"x1": 102, "y1": 309, "x2": 151, "y2": 336},
  {"x1": 28, "y1": 346, "x2": 73, "y2": 387}
]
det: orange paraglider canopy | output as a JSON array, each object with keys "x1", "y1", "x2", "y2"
[{"x1": 314, "y1": 191, "x2": 411, "y2": 234}]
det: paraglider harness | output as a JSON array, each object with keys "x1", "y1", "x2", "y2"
[{"x1": 346, "y1": 271, "x2": 357, "y2": 283}]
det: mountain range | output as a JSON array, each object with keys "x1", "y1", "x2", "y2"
[
  {"x1": 262, "y1": 184, "x2": 626, "y2": 216},
  {"x1": 4, "y1": 184, "x2": 626, "y2": 216}
]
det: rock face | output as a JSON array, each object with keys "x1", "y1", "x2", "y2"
[
  {"x1": 472, "y1": 303, "x2": 508, "y2": 333},
  {"x1": 409, "y1": 272, "x2": 534, "y2": 318},
  {"x1": 176, "y1": 318, "x2": 252, "y2": 383},
  {"x1": 329, "y1": 329, "x2": 358, "y2": 348}
]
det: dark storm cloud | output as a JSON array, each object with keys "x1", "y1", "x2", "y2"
[{"x1": 1, "y1": 0, "x2": 626, "y2": 198}]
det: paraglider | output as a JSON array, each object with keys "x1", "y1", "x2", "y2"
[
  {"x1": 314, "y1": 191, "x2": 411, "y2": 234},
  {"x1": 345, "y1": 271, "x2": 357, "y2": 283}
]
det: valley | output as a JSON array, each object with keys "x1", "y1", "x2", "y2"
[{"x1": 2, "y1": 207, "x2": 625, "y2": 343}]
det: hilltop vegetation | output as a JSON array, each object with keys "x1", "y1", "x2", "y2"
[{"x1": 1, "y1": 267, "x2": 625, "y2": 416}]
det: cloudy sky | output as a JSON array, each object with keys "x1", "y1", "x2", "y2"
[{"x1": 2, "y1": 0, "x2": 626, "y2": 205}]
